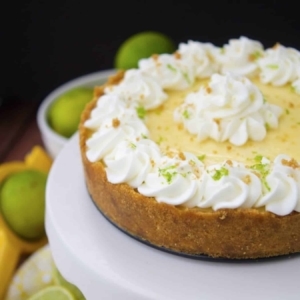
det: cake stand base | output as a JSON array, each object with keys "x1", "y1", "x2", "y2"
[{"x1": 46, "y1": 134, "x2": 300, "y2": 300}]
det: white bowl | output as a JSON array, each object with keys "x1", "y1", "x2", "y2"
[{"x1": 37, "y1": 69, "x2": 116, "y2": 159}]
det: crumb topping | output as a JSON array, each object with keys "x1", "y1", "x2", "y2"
[
  {"x1": 112, "y1": 118, "x2": 120, "y2": 128},
  {"x1": 243, "y1": 175, "x2": 252, "y2": 184},
  {"x1": 282, "y1": 158, "x2": 300, "y2": 169},
  {"x1": 206, "y1": 86, "x2": 212, "y2": 94},
  {"x1": 179, "y1": 152, "x2": 186, "y2": 160},
  {"x1": 174, "y1": 51, "x2": 181, "y2": 59},
  {"x1": 226, "y1": 160, "x2": 233, "y2": 166}
]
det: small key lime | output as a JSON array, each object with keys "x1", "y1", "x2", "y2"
[
  {"x1": 0, "y1": 169, "x2": 47, "y2": 240},
  {"x1": 48, "y1": 87, "x2": 93, "y2": 138},
  {"x1": 114, "y1": 31, "x2": 176, "y2": 70}
]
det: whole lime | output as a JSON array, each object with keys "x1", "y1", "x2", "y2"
[
  {"x1": 0, "y1": 170, "x2": 47, "y2": 240},
  {"x1": 48, "y1": 87, "x2": 93, "y2": 138},
  {"x1": 114, "y1": 31, "x2": 176, "y2": 70}
]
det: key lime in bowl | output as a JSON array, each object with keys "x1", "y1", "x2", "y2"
[{"x1": 37, "y1": 69, "x2": 116, "y2": 159}]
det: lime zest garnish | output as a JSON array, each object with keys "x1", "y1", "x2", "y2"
[
  {"x1": 290, "y1": 84, "x2": 300, "y2": 94},
  {"x1": 266, "y1": 64, "x2": 279, "y2": 69},
  {"x1": 167, "y1": 64, "x2": 177, "y2": 72},
  {"x1": 265, "y1": 123, "x2": 270, "y2": 130},
  {"x1": 250, "y1": 50, "x2": 263, "y2": 60},
  {"x1": 136, "y1": 105, "x2": 146, "y2": 119},
  {"x1": 212, "y1": 167, "x2": 229, "y2": 181},
  {"x1": 197, "y1": 154, "x2": 206, "y2": 162},
  {"x1": 180, "y1": 171, "x2": 191, "y2": 178},
  {"x1": 285, "y1": 108, "x2": 290, "y2": 115},
  {"x1": 182, "y1": 71, "x2": 191, "y2": 84},
  {"x1": 159, "y1": 165, "x2": 177, "y2": 184},
  {"x1": 254, "y1": 154, "x2": 264, "y2": 163},
  {"x1": 250, "y1": 156, "x2": 271, "y2": 191},
  {"x1": 250, "y1": 163, "x2": 268, "y2": 175},
  {"x1": 189, "y1": 159, "x2": 196, "y2": 166},
  {"x1": 291, "y1": 85, "x2": 296, "y2": 92},
  {"x1": 262, "y1": 178, "x2": 271, "y2": 191},
  {"x1": 129, "y1": 142, "x2": 136, "y2": 149},
  {"x1": 157, "y1": 136, "x2": 165, "y2": 145},
  {"x1": 183, "y1": 109, "x2": 190, "y2": 119}
]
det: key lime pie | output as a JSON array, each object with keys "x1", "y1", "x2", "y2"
[{"x1": 79, "y1": 36, "x2": 300, "y2": 259}]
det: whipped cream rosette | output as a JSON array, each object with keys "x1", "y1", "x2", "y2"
[
  {"x1": 174, "y1": 73, "x2": 282, "y2": 146},
  {"x1": 84, "y1": 93, "x2": 131, "y2": 130},
  {"x1": 178, "y1": 40, "x2": 220, "y2": 78},
  {"x1": 104, "y1": 69, "x2": 168, "y2": 109},
  {"x1": 138, "y1": 53, "x2": 195, "y2": 90},
  {"x1": 257, "y1": 44, "x2": 300, "y2": 86},
  {"x1": 104, "y1": 138, "x2": 161, "y2": 188},
  {"x1": 255, "y1": 154, "x2": 300, "y2": 216},
  {"x1": 216, "y1": 36, "x2": 264, "y2": 77},
  {"x1": 199, "y1": 160, "x2": 262, "y2": 210},
  {"x1": 138, "y1": 151, "x2": 205, "y2": 207},
  {"x1": 84, "y1": 94, "x2": 149, "y2": 162}
]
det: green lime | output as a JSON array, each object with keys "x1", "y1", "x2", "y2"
[
  {"x1": 53, "y1": 267, "x2": 85, "y2": 300},
  {"x1": 0, "y1": 170, "x2": 47, "y2": 240},
  {"x1": 48, "y1": 87, "x2": 93, "y2": 138},
  {"x1": 114, "y1": 31, "x2": 176, "y2": 70},
  {"x1": 27, "y1": 286, "x2": 75, "y2": 300}
]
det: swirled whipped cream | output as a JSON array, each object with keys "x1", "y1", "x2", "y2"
[
  {"x1": 178, "y1": 40, "x2": 220, "y2": 78},
  {"x1": 216, "y1": 36, "x2": 264, "y2": 77},
  {"x1": 199, "y1": 160, "x2": 262, "y2": 210},
  {"x1": 138, "y1": 154, "x2": 300, "y2": 215},
  {"x1": 174, "y1": 73, "x2": 282, "y2": 146},
  {"x1": 254, "y1": 154, "x2": 300, "y2": 216},
  {"x1": 104, "y1": 69, "x2": 168, "y2": 109},
  {"x1": 104, "y1": 138, "x2": 161, "y2": 188},
  {"x1": 84, "y1": 94, "x2": 149, "y2": 162},
  {"x1": 257, "y1": 44, "x2": 300, "y2": 86},
  {"x1": 138, "y1": 151, "x2": 205, "y2": 207},
  {"x1": 84, "y1": 36, "x2": 300, "y2": 216},
  {"x1": 138, "y1": 53, "x2": 195, "y2": 90}
]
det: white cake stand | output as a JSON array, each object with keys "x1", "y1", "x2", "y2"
[{"x1": 46, "y1": 133, "x2": 300, "y2": 300}]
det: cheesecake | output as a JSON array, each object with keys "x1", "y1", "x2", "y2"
[{"x1": 79, "y1": 36, "x2": 300, "y2": 259}]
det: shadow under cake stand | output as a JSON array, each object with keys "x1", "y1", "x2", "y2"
[{"x1": 45, "y1": 133, "x2": 300, "y2": 300}]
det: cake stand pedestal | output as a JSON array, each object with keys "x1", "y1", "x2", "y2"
[{"x1": 46, "y1": 134, "x2": 300, "y2": 300}]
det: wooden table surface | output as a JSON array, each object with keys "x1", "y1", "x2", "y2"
[{"x1": 0, "y1": 100, "x2": 44, "y2": 163}]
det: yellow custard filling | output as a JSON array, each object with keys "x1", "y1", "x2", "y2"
[{"x1": 146, "y1": 78, "x2": 300, "y2": 165}]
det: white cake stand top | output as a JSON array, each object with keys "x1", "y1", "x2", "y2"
[{"x1": 46, "y1": 133, "x2": 300, "y2": 300}]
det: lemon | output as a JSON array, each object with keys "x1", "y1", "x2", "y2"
[
  {"x1": 48, "y1": 87, "x2": 93, "y2": 138},
  {"x1": 27, "y1": 286, "x2": 75, "y2": 300},
  {"x1": 5, "y1": 245, "x2": 55, "y2": 300},
  {"x1": 0, "y1": 170, "x2": 47, "y2": 240},
  {"x1": 52, "y1": 267, "x2": 85, "y2": 300},
  {"x1": 114, "y1": 31, "x2": 176, "y2": 70}
]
